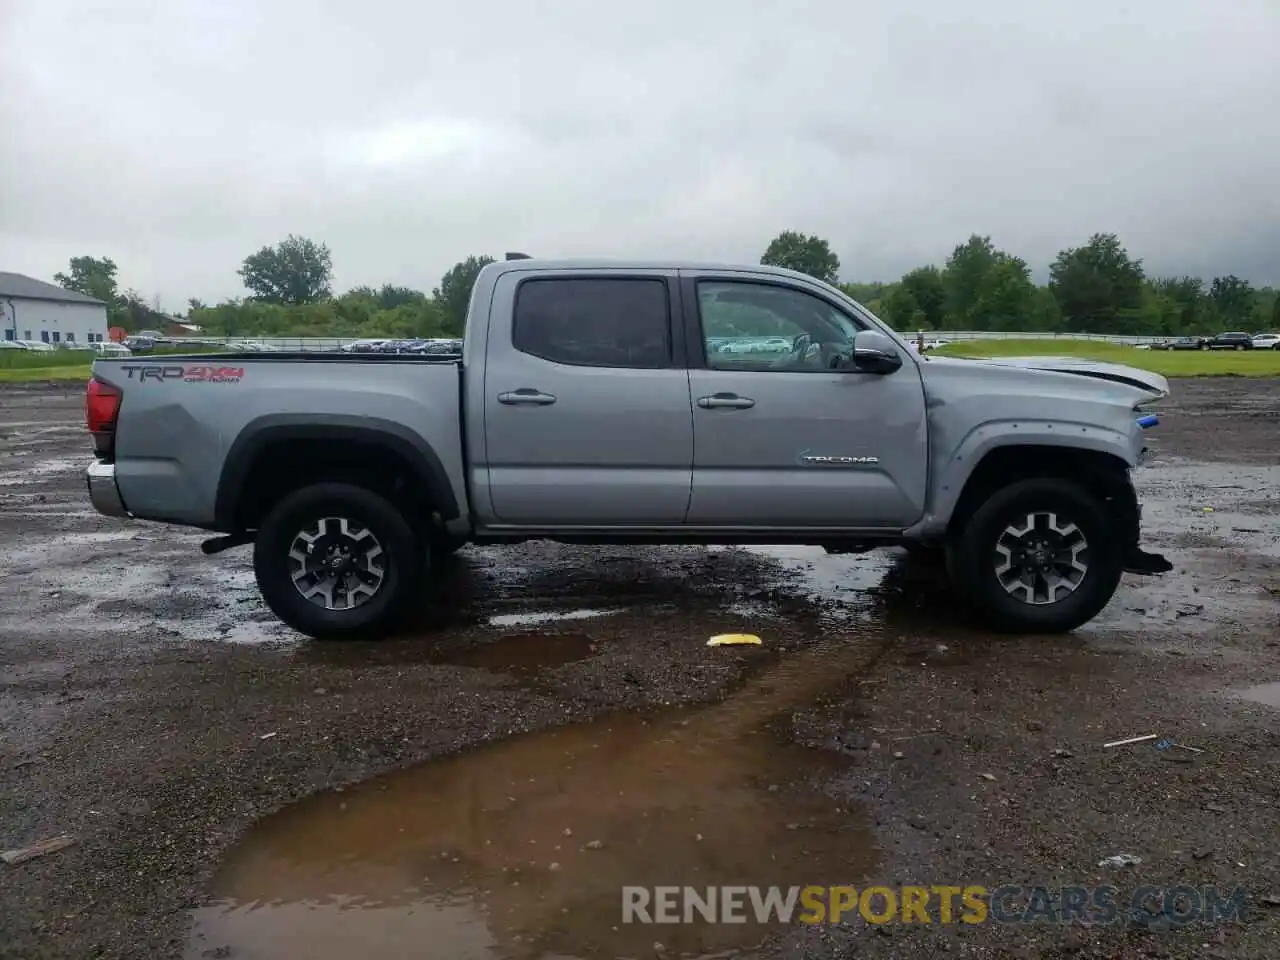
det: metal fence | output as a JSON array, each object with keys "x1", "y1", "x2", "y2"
[
  {"x1": 179, "y1": 331, "x2": 1169, "y2": 352},
  {"x1": 229, "y1": 337, "x2": 350, "y2": 351},
  {"x1": 915, "y1": 331, "x2": 1164, "y2": 345}
]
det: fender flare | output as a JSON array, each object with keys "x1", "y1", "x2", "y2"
[
  {"x1": 214, "y1": 413, "x2": 459, "y2": 530},
  {"x1": 930, "y1": 420, "x2": 1136, "y2": 525}
]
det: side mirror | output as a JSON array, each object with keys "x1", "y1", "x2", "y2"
[{"x1": 850, "y1": 330, "x2": 903, "y2": 374}]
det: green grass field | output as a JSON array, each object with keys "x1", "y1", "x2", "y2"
[
  {"x1": 0, "y1": 364, "x2": 93, "y2": 383},
  {"x1": 0, "y1": 349, "x2": 93, "y2": 370},
  {"x1": 0, "y1": 348, "x2": 96, "y2": 383},
  {"x1": 0, "y1": 343, "x2": 225, "y2": 383},
  {"x1": 931, "y1": 339, "x2": 1280, "y2": 377}
]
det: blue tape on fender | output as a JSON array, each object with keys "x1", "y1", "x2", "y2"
[{"x1": 1137, "y1": 414, "x2": 1159, "y2": 429}]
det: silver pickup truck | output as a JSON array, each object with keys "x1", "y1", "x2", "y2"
[{"x1": 84, "y1": 258, "x2": 1172, "y2": 639}]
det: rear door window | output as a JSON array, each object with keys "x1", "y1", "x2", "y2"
[{"x1": 513, "y1": 277, "x2": 671, "y2": 369}]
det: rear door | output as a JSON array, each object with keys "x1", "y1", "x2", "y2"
[
  {"x1": 682, "y1": 271, "x2": 928, "y2": 529},
  {"x1": 480, "y1": 270, "x2": 694, "y2": 526}
]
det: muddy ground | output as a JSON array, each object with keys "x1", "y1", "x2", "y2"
[{"x1": 0, "y1": 378, "x2": 1277, "y2": 960}]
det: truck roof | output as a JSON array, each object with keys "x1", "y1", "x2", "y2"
[{"x1": 480, "y1": 258, "x2": 834, "y2": 285}]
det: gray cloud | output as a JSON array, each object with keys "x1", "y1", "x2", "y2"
[{"x1": 2, "y1": 0, "x2": 1278, "y2": 307}]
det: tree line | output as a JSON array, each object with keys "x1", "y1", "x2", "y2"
[
  {"x1": 52, "y1": 230, "x2": 1278, "y2": 341},
  {"x1": 764, "y1": 230, "x2": 1278, "y2": 335},
  {"x1": 52, "y1": 239, "x2": 492, "y2": 340}
]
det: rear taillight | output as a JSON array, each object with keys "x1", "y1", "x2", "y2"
[{"x1": 86, "y1": 376, "x2": 122, "y2": 459}]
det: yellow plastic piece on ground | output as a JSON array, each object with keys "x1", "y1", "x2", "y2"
[{"x1": 707, "y1": 633, "x2": 763, "y2": 647}]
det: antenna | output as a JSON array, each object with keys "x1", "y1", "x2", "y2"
[{"x1": 505, "y1": 252, "x2": 532, "y2": 261}]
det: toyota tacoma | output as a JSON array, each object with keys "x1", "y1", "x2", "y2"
[{"x1": 84, "y1": 257, "x2": 1172, "y2": 639}]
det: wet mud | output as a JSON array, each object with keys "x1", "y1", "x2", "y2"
[
  {"x1": 436, "y1": 631, "x2": 598, "y2": 674},
  {"x1": 2, "y1": 379, "x2": 1279, "y2": 960},
  {"x1": 1236, "y1": 682, "x2": 1280, "y2": 709},
  {"x1": 189, "y1": 633, "x2": 887, "y2": 960}
]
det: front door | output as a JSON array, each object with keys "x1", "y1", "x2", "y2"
[
  {"x1": 482, "y1": 271, "x2": 694, "y2": 526},
  {"x1": 684, "y1": 273, "x2": 928, "y2": 529}
]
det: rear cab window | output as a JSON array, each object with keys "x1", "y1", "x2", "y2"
[{"x1": 512, "y1": 277, "x2": 672, "y2": 369}]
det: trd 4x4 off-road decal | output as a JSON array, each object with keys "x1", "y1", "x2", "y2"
[{"x1": 119, "y1": 365, "x2": 245, "y2": 384}]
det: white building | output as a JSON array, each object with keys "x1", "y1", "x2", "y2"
[{"x1": 0, "y1": 272, "x2": 110, "y2": 346}]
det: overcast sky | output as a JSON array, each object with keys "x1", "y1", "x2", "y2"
[{"x1": 2, "y1": 0, "x2": 1278, "y2": 308}]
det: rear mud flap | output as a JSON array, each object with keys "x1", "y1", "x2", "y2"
[{"x1": 1123, "y1": 547, "x2": 1173, "y2": 575}]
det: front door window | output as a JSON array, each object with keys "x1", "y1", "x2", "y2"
[{"x1": 698, "y1": 281, "x2": 864, "y2": 373}]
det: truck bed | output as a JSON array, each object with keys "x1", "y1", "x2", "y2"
[{"x1": 91, "y1": 353, "x2": 467, "y2": 529}]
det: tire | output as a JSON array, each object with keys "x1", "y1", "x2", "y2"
[
  {"x1": 946, "y1": 478, "x2": 1124, "y2": 634},
  {"x1": 253, "y1": 482, "x2": 423, "y2": 640}
]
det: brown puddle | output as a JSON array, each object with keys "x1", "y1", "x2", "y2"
[
  {"x1": 439, "y1": 633, "x2": 597, "y2": 675},
  {"x1": 1237, "y1": 681, "x2": 1280, "y2": 709},
  {"x1": 186, "y1": 635, "x2": 888, "y2": 960}
]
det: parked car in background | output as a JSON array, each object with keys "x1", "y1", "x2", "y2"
[
  {"x1": 421, "y1": 339, "x2": 463, "y2": 355},
  {"x1": 341, "y1": 339, "x2": 389, "y2": 353},
  {"x1": 716, "y1": 337, "x2": 793, "y2": 355},
  {"x1": 1207, "y1": 332, "x2": 1254, "y2": 350},
  {"x1": 1154, "y1": 336, "x2": 1209, "y2": 351},
  {"x1": 15, "y1": 340, "x2": 54, "y2": 352},
  {"x1": 1250, "y1": 333, "x2": 1280, "y2": 350},
  {"x1": 388, "y1": 339, "x2": 462, "y2": 355},
  {"x1": 90, "y1": 341, "x2": 132, "y2": 356},
  {"x1": 907, "y1": 337, "x2": 951, "y2": 353}
]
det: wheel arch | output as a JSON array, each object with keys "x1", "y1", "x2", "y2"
[
  {"x1": 947, "y1": 444, "x2": 1138, "y2": 545},
  {"x1": 214, "y1": 414, "x2": 460, "y2": 532}
]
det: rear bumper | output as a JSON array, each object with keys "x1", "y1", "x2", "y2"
[{"x1": 87, "y1": 460, "x2": 130, "y2": 518}]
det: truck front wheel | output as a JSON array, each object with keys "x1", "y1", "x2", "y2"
[
  {"x1": 947, "y1": 478, "x2": 1124, "y2": 634},
  {"x1": 253, "y1": 482, "x2": 423, "y2": 640}
]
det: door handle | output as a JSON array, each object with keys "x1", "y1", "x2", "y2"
[
  {"x1": 497, "y1": 389, "x2": 557, "y2": 406},
  {"x1": 697, "y1": 393, "x2": 755, "y2": 410}
]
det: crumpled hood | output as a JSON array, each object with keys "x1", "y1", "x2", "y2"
[{"x1": 937, "y1": 354, "x2": 1169, "y2": 398}]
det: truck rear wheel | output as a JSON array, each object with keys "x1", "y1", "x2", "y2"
[
  {"x1": 253, "y1": 482, "x2": 423, "y2": 640},
  {"x1": 947, "y1": 478, "x2": 1123, "y2": 634}
]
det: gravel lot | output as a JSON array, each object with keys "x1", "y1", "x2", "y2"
[{"x1": 1, "y1": 378, "x2": 1277, "y2": 960}]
